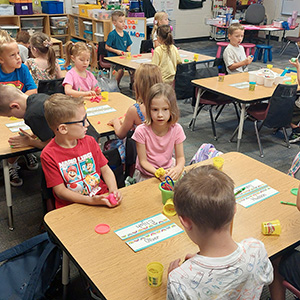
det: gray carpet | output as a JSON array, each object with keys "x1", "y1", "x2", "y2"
[{"x1": 0, "y1": 38, "x2": 299, "y2": 299}]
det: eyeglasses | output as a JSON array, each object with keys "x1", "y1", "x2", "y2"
[{"x1": 58, "y1": 114, "x2": 88, "y2": 130}]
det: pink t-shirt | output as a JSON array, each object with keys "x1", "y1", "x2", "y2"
[
  {"x1": 62, "y1": 67, "x2": 97, "y2": 92},
  {"x1": 132, "y1": 123, "x2": 186, "y2": 176}
]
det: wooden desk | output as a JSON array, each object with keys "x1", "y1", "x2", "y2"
[
  {"x1": 190, "y1": 68, "x2": 296, "y2": 151},
  {"x1": 44, "y1": 152, "x2": 300, "y2": 300}
]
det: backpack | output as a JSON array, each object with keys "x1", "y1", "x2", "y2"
[
  {"x1": 189, "y1": 143, "x2": 223, "y2": 165},
  {"x1": 0, "y1": 233, "x2": 62, "y2": 300},
  {"x1": 288, "y1": 151, "x2": 300, "y2": 178}
]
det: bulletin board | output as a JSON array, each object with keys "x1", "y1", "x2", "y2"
[
  {"x1": 113, "y1": 17, "x2": 146, "y2": 54},
  {"x1": 281, "y1": 0, "x2": 300, "y2": 16}
]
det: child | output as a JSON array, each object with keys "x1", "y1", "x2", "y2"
[
  {"x1": 25, "y1": 32, "x2": 62, "y2": 85},
  {"x1": 105, "y1": 10, "x2": 134, "y2": 87},
  {"x1": 132, "y1": 83, "x2": 185, "y2": 182},
  {"x1": 107, "y1": 63, "x2": 163, "y2": 139},
  {"x1": 167, "y1": 165, "x2": 273, "y2": 299},
  {"x1": 223, "y1": 23, "x2": 253, "y2": 74},
  {"x1": 16, "y1": 31, "x2": 30, "y2": 63},
  {"x1": 151, "y1": 11, "x2": 169, "y2": 48},
  {"x1": 151, "y1": 25, "x2": 182, "y2": 84},
  {"x1": 63, "y1": 41, "x2": 99, "y2": 97},
  {"x1": 41, "y1": 94, "x2": 122, "y2": 209}
]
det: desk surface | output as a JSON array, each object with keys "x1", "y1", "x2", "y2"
[
  {"x1": 44, "y1": 152, "x2": 300, "y2": 300},
  {"x1": 192, "y1": 68, "x2": 293, "y2": 102},
  {"x1": 105, "y1": 49, "x2": 215, "y2": 70}
]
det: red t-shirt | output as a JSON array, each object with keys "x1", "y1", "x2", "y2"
[{"x1": 41, "y1": 135, "x2": 108, "y2": 209}]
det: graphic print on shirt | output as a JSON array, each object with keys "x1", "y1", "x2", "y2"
[
  {"x1": 0, "y1": 81, "x2": 24, "y2": 90},
  {"x1": 59, "y1": 152, "x2": 101, "y2": 196}
]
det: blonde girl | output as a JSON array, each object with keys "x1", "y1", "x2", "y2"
[
  {"x1": 107, "y1": 64, "x2": 163, "y2": 139},
  {"x1": 152, "y1": 11, "x2": 169, "y2": 48},
  {"x1": 25, "y1": 32, "x2": 62, "y2": 85},
  {"x1": 63, "y1": 41, "x2": 99, "y2": 97},
  {"x1": 152, "y1": 25, "x2": 182, "y2": 84},
  {"x1": 132, "y1": 83, "x2": 185, "y2": 182}
]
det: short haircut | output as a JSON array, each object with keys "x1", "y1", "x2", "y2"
[
  {"x1": 44, "y1": 94, "x2": 85, "y2": 130},
  {"x1": 145, "y1": 83, "x2": 179, "y2": 125},
  {"x1": 16, "y1": 31, "x2": 30, "y2": 44},
  {"x1": 173, "y1": 165, "x2": 235, "y2": 230},
  {"x1": 228, "y1": 23, "x2": 245, "y2": 35},
  {"x1": 0, "y1": 29, "x2": 15, "y2": 55},
  {"x1": 134, "y1": 63, "x2": 163, "y2": 103},
  {"x1": 0, "y1": 84, "x2": 24, "y2": 115},
  {"x1": 112, "y1": 10, "x2": 124, "y2": 22}
]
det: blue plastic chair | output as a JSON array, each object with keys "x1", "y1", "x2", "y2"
[{"x1": 253, "y1": 44, "x2": 273, "y2": 63}]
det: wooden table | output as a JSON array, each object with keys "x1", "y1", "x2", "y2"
[
  {"x1": 104, "y1": 49, "x2": 215, "y2": 76},
  {"x1": 190, "y1": 68, "x2": 296, "y2": 151},
  {"x1": 44, "y1": 152, "x2": 300, "y2": 300},
  {"x1": 0, "y1": 92, "x2": 134, "y2": 230}
]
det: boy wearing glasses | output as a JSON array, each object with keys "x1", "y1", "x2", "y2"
[{"x1": 40, "y1": 93, "x2": 122, "y2": 209}]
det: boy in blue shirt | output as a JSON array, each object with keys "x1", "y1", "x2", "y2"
[
  {"x1": 0, "y1": 29, "x2": 37, "y2": 186},
  {"x1": 105, "y1": 11, "x2": 134, "y2": 88}
]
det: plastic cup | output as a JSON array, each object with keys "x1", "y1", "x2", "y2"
[
  {"x1": 267, "y1": 64, "x2": 273, "y2": 69},
  {"x1": 159, "y1": 181, "x2": 174, "y2": 205},
  {"x1": 261, "y1": 219, "x2": 281, "y2": 235},
  {"x1": 101, "y1": 91, "x2": 109, "y2": 102},
  {"x1": 213, "y1": 157, "x2": 224, "y2": 171},
  {"x1": 249, "y1": 81, "x2": 256, "y2": 91},
  {"x1": 163, "y1": 199, "x2": 176, "y2": 217},
  {"x1": 218, "y1": 73, "x2": 225, "y2": 82},
  {"x1": 291, "y1": 74, "x2": 297, "y2": 84},
  {"x1": 127, "y1": 52, "x2": 131, "y2": 59},
  {"x1": 147, "y1": 262, "x2": 164, "y2": 287},
  {"x1": 193, "y1": 53, "x2": 199, "y2": 61}
]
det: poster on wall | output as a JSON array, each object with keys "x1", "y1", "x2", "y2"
[{"x1": 179, "y1": 0, "x2": 206, "y2": 10}]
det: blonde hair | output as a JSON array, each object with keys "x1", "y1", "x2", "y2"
[
  {"x1": 112, "y1": 10, "x2": 125, "y2": 22},
  {"x1": 228, "y1": 23, "x2": 245, "y2": 35},
  {"x1": 0, "y1": 84, "x2": 24, "y2": 115},
  {"x1": 151, "y1": 11, "x2": 168, "y2": 39},
  {"x1": 0, "y1": 29, "x2": 15, "y2": 55},
  {"x1": 64, "y1": 41, "x2": 97, "y2": 69},
  {"x1": 174, "y1": 165, "x2": 235, "y2": 230},
  {"x1": 30, "y1": 32, "x2": 56, "y2": 75},
  {"x1": 156, "y1": 25, "x2": 173, "y2": 55},
  {"x1": 145, "y1": 83, "x2": 179, "y2": 125},
  {"x1": 44, "y1": 94, "x2": 85, "y2": 130},
  {"x1": 134, "y1": 64, "x2": 163, "y2": 103}
]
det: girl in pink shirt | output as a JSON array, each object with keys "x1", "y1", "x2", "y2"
[
  {"x1": 63, "y1": 41, "x2": 100, "y2": 97},
  {"x1": 132, "y1": 83, "x2": 186, "y2": 182}
]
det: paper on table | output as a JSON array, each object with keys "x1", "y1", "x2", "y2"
[
  {"x1": 86, "y1": 105, "x2": 116, "y2": 117},
  {"x1": 126, "y1": 223, "x2": 183, "y2": 252},
  {"x1": 6, "y1": 120, "x2": 30, "y2": 133},
  {"x1": 131, "y1": 59, "x2": 152, "y2": 63},
  {"x1": 234, "y1": 179, "x2": 278, "y2": 208},
  {"x1": 229, "y1": 82, "x2": 250, "y2": 89}
]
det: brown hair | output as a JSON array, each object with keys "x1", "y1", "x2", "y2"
[
  {"x1": 64, "y1": 41, "x2": 97, "y2": 69},
  {"x1": 16, "y1": 31, "x2": 30, "y2": 44},
  {"x1": 0, "y1": 29, "x2": 15, "y2": 55},
  {"x1": 145, "y1": 83, "x2": 179, "y2": 125},
  {"x1": 112, "y1": 10, "x2": 125, "y2": 22},
  {"x1": 174, "y1": 165, "x2": 236, "y2": 231},
  {"x1": 228, "y1": 23, "x2": 245, "y2": 35},
  {"x1": 44, "y1": 94, "x2": 85, "y2": 130},
  {"x1": 156, "y1": 25, "x2": 173, "y2": 55},
  {"x1": 134, "y1": 64, "x2": 163, "y2": 103},
  {"x1": 151, "y1": 11, "x2": 168, "y2": 39},
  {"x1": 0, "y1": 84, "x2": 24, "y2": 115},
  {"x1": 30, "y1": 32, "x2": 56, "y2": 75}
]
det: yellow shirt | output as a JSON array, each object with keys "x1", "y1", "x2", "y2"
[{"x1": 152, "y1": 44, "x2": 182, "y2": 84}]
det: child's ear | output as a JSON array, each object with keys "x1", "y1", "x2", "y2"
[
  {"x1": 179, "y1": 215, "x2": 193, "y2": 231},
  {"x1": 9, "y1": 102, "x2": 20, "y2": 110},
  {"x1": 57, "y1": 124, "x2": 68, "y2": 135}
]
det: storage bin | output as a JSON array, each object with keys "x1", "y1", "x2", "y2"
[
  {"x1": 51, "y1": 26, "x2": 67, "y2": 35},
  {"x1": 72, "y1": 4, "x2": 78, "y2": 15},
  {"x1": 83, "y1": 30, "x2": 93, "y2": 40},
  {"x1": 94, "y1": 32, "x2": 104, "y2": 42},
  {"x1": 14, "y1": 2, "x2": 33, "y2": 14},
  {"x1": 83, "y1": 21, "x2": 93, "y2": 32},
  {"x1": 96, "y1": 22, "x2": 103, "y2": 34},
  {"x1": 128, "y1": 12, "x2": 144, "y2": 17},
  {"x1": 41, "y1": 1, "x2": 63, "y2": 14},
  {"x1": 50, "y1": 16, "x2": 68, "y2": 27},
  {"x1": 21, "y1": 17, "x2": 44, "y2": 28},
  {"x1": 0, "y1": 25, "x2": 19, "y2": 38},
  {"x1": 0, "y1": 4, "x2": 13, "y2": 15},
  {"x1": 9, "y1": 0, "x2": 31, "y2": 2},
  {"x1": 22, "y1": 26, "x2": 43, "y2": 33},
  {"x1": 79, "y1": 4, "x2": 100, "y2": 17},
  {"x1": 91, "y1": 9, "x2": 112, "y2": 20}
]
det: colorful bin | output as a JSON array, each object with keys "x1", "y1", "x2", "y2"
[
  {"x1": 79, "y1": 4, "x2": 101, "y2": 17},
  {"x1": 41, "y1": 1, "x2": 63, "y2": 14},
  {"x1": 14, "y1": 2, "x2": 33, "y2": 15}
]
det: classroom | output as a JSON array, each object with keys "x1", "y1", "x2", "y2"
[{"x1": 0, "y1": 0, "x2": 300, "y2": 299}]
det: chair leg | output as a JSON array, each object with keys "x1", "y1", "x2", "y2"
[
  {"x1": 258, "y1": 48, "x2": 263, "y2": 61},
  {"x1": 279, "y1": 41, "x2": 291, "y2": 56},
  {"x1": 253, "y1": 48, "x2": 259, "y2": 62},
  {"x1": 263, "y1": 49, "x2": 268, "y2": 64},
  {"x1": 254, "y1": 120, "x2": 264, "y2": 157},
  {"x1": 215, "y1": 104, "x2": 226, "y2": 122},
  {"x1": 188, "y1": 105, "x2": 204, "y2": 128},
  {"x1": 230, "y1": 125, "x2": 239, "y2": 142},
  {"x1": 216, "y1": 46, "x2": 222, "y2": 58},
  {"x1": 282, "y1": 127, "x2": 291, "y2": 149},
  {"x1": 268, "y1": 48, "x2": 272, "y2": 62},
  {"x1": 233, "y1": 102, "x2": 240, "y2": 121},
  {"x1": 209, "y1": 107, "x2": 217, "y2": 140}
]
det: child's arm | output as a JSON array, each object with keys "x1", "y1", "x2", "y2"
[
  {"x1": 25, "y1": 89, "x2": 37, "y2": 95},
  {"x1": 289, "y1": 59, "x2": 300, "y2": 85},
  {"x1": 55, "y1": 60, "x2": 63, "y2": 79},
  {"x1": 64, "y1": 84, "x2": 96, "y2": 97},
  {"x1": 136, "y1": 141, "x2": 158, "y2": 176},
  {"x1": 126, "y1": 45, "x2": 131, "y2": 52},
  {"x1": 154, "y1": 40, "x2": 160, "y2": 48},
  {"x1": 165, "y1": 142, "x2": 185, "y2": 180},
  {"x1": 228, "y1": 55, "x2": 253, "y2": 72},
  {"x1": 105, "y1": 44, "x2": 124, "y2": 56}
]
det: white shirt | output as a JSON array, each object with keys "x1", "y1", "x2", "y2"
[{"x1": 223, "y1": 43, "x2": 247, "y2": 74}]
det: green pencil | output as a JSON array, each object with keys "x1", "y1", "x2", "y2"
[
  {"x1": 280, "y1": 201, "x2": 297, "y2": 206},
  {"x1": 235, "y1": 187, "x2": 246, "y2": 196}
]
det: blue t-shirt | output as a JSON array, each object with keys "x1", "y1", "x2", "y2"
[
  {"x1": 0, "y1": 63, "x2": 36, "y2": 93},
  {"x1": 106, "y1": 29, "x2": 132, "y2": 57}
]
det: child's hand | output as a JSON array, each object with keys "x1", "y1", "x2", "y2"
[
  {"x1": 8, "y1": 129, "x2": 36, "y2": 148},
  {"x1": 95, "y1": 86, "x2": 101, "y2": 95},
  {"x1": 117, "y1": 50, "x2": 124, "y2": 56},
  {"x1": 168, "y1": 258, "x2": 181, "y2": 274},
  {"x1": 165, "y1": 167, "x2": 183, "y2": 181},
  {"x1": 245, "y1": 55, "x2": 253, "y2": 65},
  {"x1": 107, "y1": 118, "x2": 120, "y2": 127}
]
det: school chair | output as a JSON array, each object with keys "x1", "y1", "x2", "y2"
[
  {"x1": 125, "y1": 131, "x2": 137, "y2": 178},
  {"x1": 37, "y1": 78, "x2": 65, "y2": 95},
  {"x1": 216, "y1": 42, "x2": 229, "y2": 58},
  {"x1": 139, "y1": 39, "x2": 153, "y2": 53},
  {"x1": 253, "y1": 44, "x2": 273, "y2": 63},
  {"x1": 244, "y1": 3, "x2": 265, "y2": 25},
  {"x1": 240, "y1": 43, "x2": 256, "y2": 56},
  {"x1": 283, "y1": 280, "x2": 300, "y2": 299},
  {"x1": 230, "y1": 84, "x2": 298, "y2": 157},
  {"x1": 97, "y1": 41, "x2": 111, "y2": 70},
  {"x1": 279, "y1": 36, "x2": 300, "y2": 57}
]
